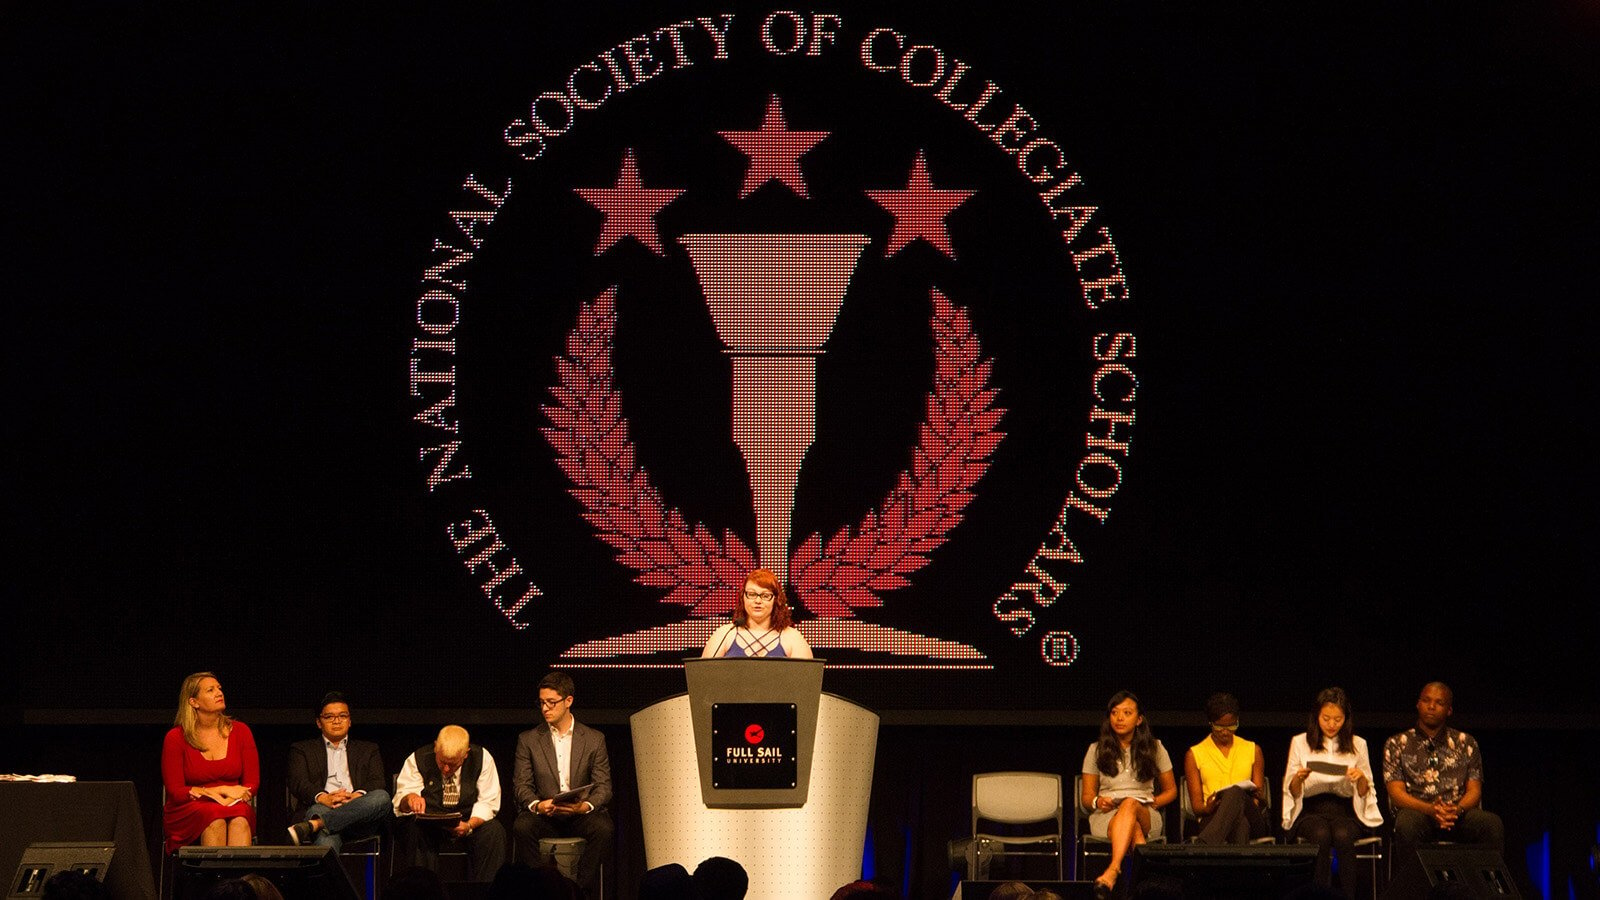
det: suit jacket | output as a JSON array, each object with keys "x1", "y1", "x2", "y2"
[
  {"x1": 513, "y1": 721, "x2": 612, "y2": 815},
  {"x1": 286, "y1": 736, "x2": 388, "y2": 821}
]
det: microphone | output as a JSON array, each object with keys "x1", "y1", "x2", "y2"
[{"x1": 710, "y1": 622, "x2": 735, "y2": 658}]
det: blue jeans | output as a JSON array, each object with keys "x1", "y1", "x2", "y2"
[{"x1": 307, "y1": 789, "x2": 392, "y2": 852}]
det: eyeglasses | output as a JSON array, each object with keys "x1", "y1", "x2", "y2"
[
  {"x1": 319, "y1": 713, "x2": 350, "y2": 721},
  {"x1": 1210, "y1": 722, "x2": 1240, "y2": 732},
  {"x1": 742, "y1": 590, "x2": 775, "y2": 602},
  {"x1": 538, "y1": 697, "x2": 569, "y2": 709}
]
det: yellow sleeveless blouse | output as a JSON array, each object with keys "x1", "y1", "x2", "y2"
[{"x1": 1189, "y1": 735, "x2": 1257, "y2": 802}]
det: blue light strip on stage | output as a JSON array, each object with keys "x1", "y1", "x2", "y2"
[
  {"x1": 1525, "y1": 830, "x2": 1549, "y2": 899},
  {"x1": 903, "y1": 823, "x2": 918, "y2": 898}
]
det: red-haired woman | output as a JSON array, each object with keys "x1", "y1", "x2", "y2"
[{"x1": 701, "y1": 569, "x2": 813, "y2": 658}]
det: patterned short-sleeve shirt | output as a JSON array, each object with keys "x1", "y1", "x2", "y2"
[{"x1": 1382, "y1": 726, "x2": 1483, "y2": 804}]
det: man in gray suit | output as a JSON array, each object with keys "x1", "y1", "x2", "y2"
[{"x1": 512, "y1": 670, "x2": 613, "y2": 899}]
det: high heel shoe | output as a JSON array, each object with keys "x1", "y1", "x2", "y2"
[{"x1": 1093, "y1": 871, "x2": 1118, "y2": 899}]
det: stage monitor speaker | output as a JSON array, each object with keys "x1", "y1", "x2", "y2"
[
  {"x1": 0, "y1": 782, "x2": 154, "y2": 900},
  {"x1": 1134, "y1": 843, "x2": 1317, "y2": 898},
  {"x1": 1383, "y1": 846, "x2": 1520, "y2": 899},
  {"x1": 173, "y1": 846, "x2": 358, "y2": 900},
  {"x1": 954, "y1": 881, "x2": 1093, "y2": 899},
  {"x1": 8, "y1": 843, "x2": 115, "y2": 898}
]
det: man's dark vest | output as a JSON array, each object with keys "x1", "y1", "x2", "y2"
[{"x1": 413, "y1": 744, "x2": 484, "y2": 814}]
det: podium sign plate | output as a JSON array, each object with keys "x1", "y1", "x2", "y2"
[{"x1": 711, "y1": 703, "x2": 798, "y2": 790}]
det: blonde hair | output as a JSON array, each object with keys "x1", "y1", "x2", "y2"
[
  {"x1": 434, "y1": 725, "x2": 470, "y2": 760},
  {"x1": 174, "y1": 671, "x2": 232, "y2": 750}
]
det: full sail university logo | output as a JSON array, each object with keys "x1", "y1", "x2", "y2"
[{"x1": 406, "y1": 12, "x2": 1137, "y2": 670}]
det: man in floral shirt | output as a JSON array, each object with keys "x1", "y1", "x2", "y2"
[{"x1": 1382, "y1": 682, "x2": 1504, "y2": 851}]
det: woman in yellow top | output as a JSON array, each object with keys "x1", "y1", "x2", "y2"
[{"x1": 1182, "y1": 692, "x2": 1266, "y2": 844}]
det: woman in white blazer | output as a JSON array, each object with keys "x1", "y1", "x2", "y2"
[{"x1": 1283, "y1": 687, "x2": 1383, "y2": 898}]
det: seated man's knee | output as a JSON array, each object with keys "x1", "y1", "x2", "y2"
[
  {"x1": 472, "y1": 819, "x2": 506, "y2": 847},
  {"x1": 1393, "y1": 809, "x2": 1431, "y2": 843},
  {"x1": 581, "y1": 813, "x2": 614, "y2": 845},
  {"x1": 512, "y1": 812, "x2": 546, "y2": 840},
  {"x1": 1468, "y1": 810, "x2": 1505, "y2": 847}
]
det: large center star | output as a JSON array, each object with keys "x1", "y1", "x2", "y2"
[
  {"x1": 719, "y1": 95, "x2": 830, "y2": 199},
  {"x1": 866, "y1": 150, "x2": 976, "y2": 259},
  {"x1": 573, "y1": 148, "x2": 685, "y2": 256}
]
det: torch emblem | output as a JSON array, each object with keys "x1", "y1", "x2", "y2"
[{"x1": 546, "y1": 96, "x2": 1005, "y2": 666}]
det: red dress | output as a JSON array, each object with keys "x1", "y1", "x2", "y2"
[{"x1": 161, "y1": 721, "x2": 260, "y2": 852}]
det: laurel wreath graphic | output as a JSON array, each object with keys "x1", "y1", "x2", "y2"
[
  {"x1": 541, "y1": 287, "x2": 757, "y2": 615},
  {"x1": 542, "y1": 286, "x2": 1005, "y2": 619},
  {"x1": 786, "y1": 288, "x2": 1005, "y2": 616}
]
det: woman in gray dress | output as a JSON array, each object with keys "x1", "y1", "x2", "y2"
[{"x1": 1079, "y1": 690, "x2": 1177, "y2": 897}]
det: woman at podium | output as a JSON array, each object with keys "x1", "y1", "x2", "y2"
[{"x1": 701, "y1": 569, "x2": 814, "y2": 659}]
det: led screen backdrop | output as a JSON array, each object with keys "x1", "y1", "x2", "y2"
[{"x1": 7, "y1": 2, "x2": 1595, "y2": 715}]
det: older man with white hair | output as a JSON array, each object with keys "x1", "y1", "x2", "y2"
[{"x1": 394, "y1": 724, "x2": 506, "y2": 881}]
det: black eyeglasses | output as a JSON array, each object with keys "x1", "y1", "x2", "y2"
[
  {"x1": 538, "y1": 697, "x2": 569, "y2": 709},
  {"x1": 319, "y1": 713, "x2": 350, "y2": 721},
  {"x1": 742, "y1": 590, "x2": 775, "y2": 602}
]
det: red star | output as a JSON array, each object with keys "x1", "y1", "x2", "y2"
[
  {"x1": 866, "y1": 150, "x2": 976, "y2": 259},
  {"x1": 573, "y1": 149, "x2": 684, "y2": 256},
  {"x1": 720, "y1": 95, "x2": 829, "y2": 199}
]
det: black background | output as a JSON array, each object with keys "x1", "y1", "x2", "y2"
[{"x1": 6, "y1": 1, "x2": 1597, "y2": 718}]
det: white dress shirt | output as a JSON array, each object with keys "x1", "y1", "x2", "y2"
[
  {"x1": 322, "y1": 737, "x2": 353, "y2": 794},
  {"x1": 550, "y1": 724, "x2": 574, "y2": 793},
  {"x1": 393, "y1": 748, "x2": 502, "y2": 824}
]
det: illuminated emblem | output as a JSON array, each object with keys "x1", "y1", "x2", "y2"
[{"x1": 407, "y1": 12, "x2": 1137, "y2": 672}]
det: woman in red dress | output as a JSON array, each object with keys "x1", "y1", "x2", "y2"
[{"x1": 161, "y1": 672, "x2": 259, "y2": 851}]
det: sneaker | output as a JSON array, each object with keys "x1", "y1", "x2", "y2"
[{"x1": 287, "y1": 821, "x2": 315, "y2": 846}]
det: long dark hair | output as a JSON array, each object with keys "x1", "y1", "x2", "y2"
[
  {"x1": 1307, "y1": 687, "x2": 1354, "y2": 755},
  {"x1": 1095, "y1": 690, "x2": 1160, "y2": 782}
]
